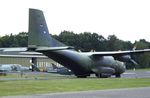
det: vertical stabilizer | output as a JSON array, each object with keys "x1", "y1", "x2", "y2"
[{"x1": 28, "y1": 8, "x2": 66, "y2": 50}]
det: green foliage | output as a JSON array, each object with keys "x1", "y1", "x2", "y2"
[
  {"x1": 106, "y1": 35, "x2": 133, "y2": 51},
  {"x1": 132, "y1": 39, "x2": 150, "y2": 68},
  {"x1": 1, "y1": 31, "x2": 150, "y2": 68},
  {"x1": 0, "y1": 32, "x2": 28, "y2": 47},
  {"x1": 53, "y1": 31, "x2": 106, "y2": 51}
]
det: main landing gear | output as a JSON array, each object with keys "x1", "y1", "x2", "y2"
[
  {"x1": 115, "y1": 74, "x2": 121, "y2": 78},
  {"x1": 95, "y1": 73, "x2": 111, "y2": 78},
  {"x1": 95, "y1": 73, "x2": 121, "y2": 78},
  {"x1": 77, "y1": 76, "x2": 87, "y2": 78},
  {"x1": 76, "y1": 74, "x2": 90, "y2": 78}
]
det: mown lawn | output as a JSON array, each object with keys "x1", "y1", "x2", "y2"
[{"x1": 0, "y1": 78, "x2": 150, "y2": 96}]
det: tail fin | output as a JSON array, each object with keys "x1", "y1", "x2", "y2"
[{"x1": 28, "y1": 8, "x2": 66, "y2": 50}]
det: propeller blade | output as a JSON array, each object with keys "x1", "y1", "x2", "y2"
[{"x1": 130, "y1": 59, "x2": 138, "y2": 65}]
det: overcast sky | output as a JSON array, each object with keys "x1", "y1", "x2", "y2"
[{"x1": 0, "y1": 0, "x2": 150, "y2": 42}]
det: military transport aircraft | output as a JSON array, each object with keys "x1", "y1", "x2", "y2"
[{"x1": 26, "y1": 8, "x2": 150, "y2": 78}]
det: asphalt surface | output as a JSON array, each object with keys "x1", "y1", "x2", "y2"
[
  {"x1": 1, "y1": 69, "x2": 150, "y2": 81},
  {"x1": 2, "y1": 87, "x2": 150, "y2": 98},
  {"x1": 121, "y1": 70, "x2": 150, "y2": 78}
]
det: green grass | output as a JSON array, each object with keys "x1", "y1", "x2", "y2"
[{"x1": 0, "y1": 78, "x2": 150, "y2": 96}]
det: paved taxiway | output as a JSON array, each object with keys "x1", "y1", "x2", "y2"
[
  {"x1": 121, "y1": 70, "x2": 150, "y2": 78},
  {"x1": 2, "y1": 87, "x2": 150, "y2": 98},
  {"x1": 1, "y1": 69, "x2": 150, "y2": 81}
]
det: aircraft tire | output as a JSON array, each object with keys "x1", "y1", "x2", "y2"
[
  {"x1": 95, "y1": 73, "x2": 101, "y2": 78},
  {"x1": 76, "y1": 75, "x2": 87, "y2": 78},
  {"x1": 115, "y1": 74, "x2": 121, "y2": 78},
  {"x1": 96, "y1": 73, "x2": 111, "y2": 78}
]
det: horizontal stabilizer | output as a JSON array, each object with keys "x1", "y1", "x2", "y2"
[{"x1": 36, "y1": 46, "x2": 74, "y2": 52}]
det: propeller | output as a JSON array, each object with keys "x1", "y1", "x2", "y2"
[
  {"x1": 130, "y1": 59, "x2": 138, "y2": 65},
  {"x1": 115, "y1": 55, "x2": 138, "y2": 65}
]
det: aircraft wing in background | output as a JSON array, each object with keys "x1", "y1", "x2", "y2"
[
  {"x1": 89, "y1": 49, "x2": 150, "y2": 65},
  {"x1": 0, "y1": 47, "x2": 45, "y2": 58},
  {"x1": 0, "y1": 47, "x2": 27, "y2": 52},
  {"x1": 90, "y1": 49, "x2": 150, "y2": 56}
]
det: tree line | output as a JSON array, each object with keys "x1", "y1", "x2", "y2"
[{"x1": 0, "y1": 31, "x2": 150, "y2": 69}]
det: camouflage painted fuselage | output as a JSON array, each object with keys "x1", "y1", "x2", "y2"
[{"x1": 40, "y1": 49, "x2": 126, "y2": 77}]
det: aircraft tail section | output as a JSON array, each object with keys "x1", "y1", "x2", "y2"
[{"x1": 28, "y1": 8, "x2": 66, "y2": 50}]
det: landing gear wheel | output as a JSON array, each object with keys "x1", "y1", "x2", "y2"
[
  {"x1": 96, "y1": 73, "x2": 111, "y2": 78},
  {"x1": 115, "y1": 74, "x2": 121, "y2": 78},
  {"x1": 76, "y1": 75, "x2": 87, "y2": 78},
  {"x1": 95, "y1": 73, "x2": 101, "y2": 78}
]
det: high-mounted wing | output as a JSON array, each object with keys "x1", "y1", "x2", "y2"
[
  {"x1": 90, "y1": 49, "x2": 150, "y2": 65},
  {"x1": 91, "y1": 49, "x2": 150, "y2": 56}
]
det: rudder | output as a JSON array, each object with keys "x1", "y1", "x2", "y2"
[{"x1": 28, "y1": 8, "x2": 66, "y2": 50}]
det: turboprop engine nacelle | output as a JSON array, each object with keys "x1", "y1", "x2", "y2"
[
  {"x1": 92, "y1": 67, "x2": 115, "y2": 74},
  {"x1": 114, "y1": 55, "x2": 138, "y2": 65}
]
